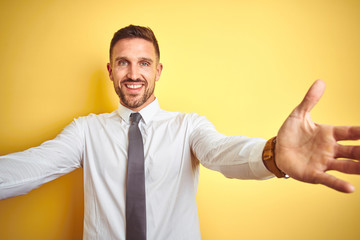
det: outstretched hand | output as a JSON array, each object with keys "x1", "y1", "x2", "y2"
[{"x1": 275, "y1": 80, "x2": 360, "y2": 193}]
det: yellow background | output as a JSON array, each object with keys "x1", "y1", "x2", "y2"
[{"x1": 1, "y1": 0, "x2": 360, "y2": 239}]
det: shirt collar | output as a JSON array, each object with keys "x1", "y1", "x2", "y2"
[{"x1": 117, "y1": 98, "x2": 160, "y2": 125}]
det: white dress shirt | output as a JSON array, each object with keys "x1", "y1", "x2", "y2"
[{"x1": 0, "y1": 99, "x2": 273, "y2": 239}]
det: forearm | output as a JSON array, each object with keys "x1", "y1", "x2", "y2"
[
  {"x1": 190, "y1": 115, "x2": 273, "y2": 180},
  {"x1": 198, "y1": 136, "x2": 273, "y2": 179},
  {"x1": 0, "y1": 121, "x2": 83, "y2": 200}
]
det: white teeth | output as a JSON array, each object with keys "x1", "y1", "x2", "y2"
[{"x1": 126, "y1": 84, "x2": 142, "y2": 89}]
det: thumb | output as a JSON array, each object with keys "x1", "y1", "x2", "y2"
[{"x1": 296, "y1": 80, "x2": 326, "y2": 115}]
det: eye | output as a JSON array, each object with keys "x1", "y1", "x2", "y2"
[
  {"x1": 118, "y1": 60, "x2": 128, "y2": 66},
  {"x1": 140, "y1": 61, "x2": 150, "y2": 67}
]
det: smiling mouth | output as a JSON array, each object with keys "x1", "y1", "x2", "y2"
[{"x1": 125, "y1": 84, "x2": 143, "y2": 89}]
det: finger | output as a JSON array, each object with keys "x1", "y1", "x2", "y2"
[
  {"x1": 328, "y1": 159, "x2": 360, "y2": 174},
  {"x1": 295, "y1": 80, "x2": 326, "y2": 115},
  {"x1": 315, "y1": 172, "x2": 355, "y2": 193},
  {"x1": 335, "y1": 144, "x2": 360, "y2": 160},
  {"x1": 334, "y1": 126, "x2": 360, "y2": 141}
]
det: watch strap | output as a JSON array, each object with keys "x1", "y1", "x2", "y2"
[{"x1": 262, "y1": 137, "x2": 288, "y2": 178}]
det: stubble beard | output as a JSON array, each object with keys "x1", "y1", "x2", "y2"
[{"x1": 118, "y1": 83, "x2": 155, "y2": 109}]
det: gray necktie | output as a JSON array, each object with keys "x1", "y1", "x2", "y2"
[{"x1": 126, "y1": 113, "x2": 146, "y2": 240}]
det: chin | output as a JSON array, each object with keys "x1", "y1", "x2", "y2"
[{"x1": 122, "y1": 98, "x2": 145, "y2": 109}]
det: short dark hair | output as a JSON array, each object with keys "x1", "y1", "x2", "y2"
[{"x1": 109, "y1": 25, "x2": 160, "y2": 62}]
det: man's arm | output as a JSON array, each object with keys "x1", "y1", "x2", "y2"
[
  {"x1": 190, "y1": 114, "x2": 274, "y2": 180},
  {"x1": 0, "y1": 119, "x2": 84, "y2": 200},
  {"x1": 273, "y1": 80, "x2": 360, "y2": 193}
]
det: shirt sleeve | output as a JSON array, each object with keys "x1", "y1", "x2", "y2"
[
  {"x1": 189, "y1": 114, "x2": 274, "y2": 180},
  {"x1": 0, "y1": 119, "x2": 84, "y2": 200}
]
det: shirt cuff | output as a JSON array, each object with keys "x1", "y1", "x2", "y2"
[{"x1": 249, "y1": 140, "x2": 274, "y2": 179}]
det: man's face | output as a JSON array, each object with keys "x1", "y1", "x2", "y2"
[{"x1": 107, "y1": 38, "x2": 163, "y2": 111}]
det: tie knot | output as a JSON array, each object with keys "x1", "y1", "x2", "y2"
[{"x1": 130, "y1": 113, "x2": 142, "y2": 125}]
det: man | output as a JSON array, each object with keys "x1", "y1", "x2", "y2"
[{"x1": 0, "y1": 25, "x2": 359, "y2": 239}]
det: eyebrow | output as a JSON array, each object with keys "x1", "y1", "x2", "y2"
[
  {"x1": 113, "y1": 57, "x2": 154, "y2": 63},
  {"x1": 139, "y1": 57, "x2": 153, "y2": 63}
]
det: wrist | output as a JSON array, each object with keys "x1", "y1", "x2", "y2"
[{"x1": 262, "y1": 137, "x2": 289, "y2": 178}]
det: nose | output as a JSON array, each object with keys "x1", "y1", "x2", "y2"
[{"x1": 127, "y1": 64, "x2": 140, "y2": 80}]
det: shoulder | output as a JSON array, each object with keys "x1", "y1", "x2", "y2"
[
  {"x1": 155, "y1": 109, "x2": 212, "y2": 128},
  {"x1": 72, "y1": 110, "x2": 121, "y2": 128}
]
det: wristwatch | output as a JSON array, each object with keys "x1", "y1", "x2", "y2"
[{"x1": 262, "y1": 137, "x2": 289, "y2": 178}]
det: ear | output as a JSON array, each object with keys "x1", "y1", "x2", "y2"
[
  {"x1": 107, "y1": 63, "x2": 113, "y2": 81},
  {"x1": 155, "y1": 63, "x2": 163, "y2": 82}
]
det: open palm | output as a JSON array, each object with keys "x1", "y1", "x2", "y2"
[{"x1": 275, "y1": 80, "x2": 360, "y2": 193}]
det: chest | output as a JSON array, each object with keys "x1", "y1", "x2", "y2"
[{"x1": 83, "y1": 119, "x2": 194, "y2": 184}]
